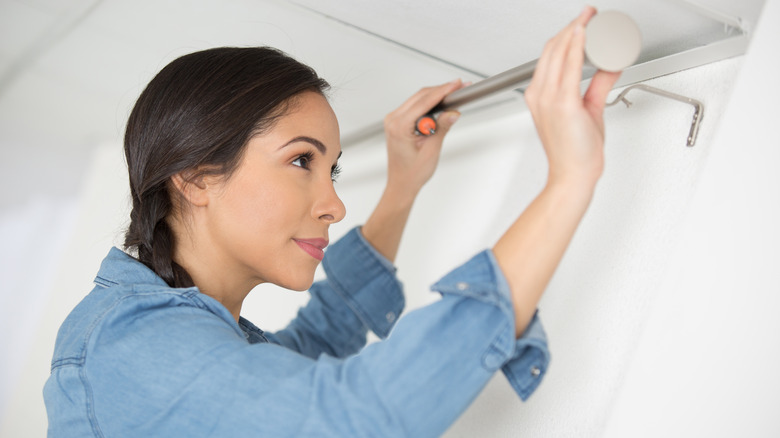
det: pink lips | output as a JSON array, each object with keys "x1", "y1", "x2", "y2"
[{"x1": 293, "y1": 238, "x2": 328, "y2": 261}]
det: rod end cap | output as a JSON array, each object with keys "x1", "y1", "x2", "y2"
[{"x1": 585, "y1": 10, "x2": 642, "y2": 72}]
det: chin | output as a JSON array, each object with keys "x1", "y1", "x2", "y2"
[
  {"x1": 275, "y1": 271, "x2": 316, "y2": 292},
  {"x1": 286, "y1": 281, "x2": 313, "y2": 292},
  {"x1": 261, "y1": 256, "x2": 319, "y2": 291}
]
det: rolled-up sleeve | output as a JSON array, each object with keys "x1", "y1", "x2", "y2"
[
  {"x1": 431, "y1": 250, "x2": 550, "y2": 401},
  {"x1": 267, "y1": 227, "x2": 405, "y2": 359},
  {"x1": 270, "y1": 228, "x2": 549, "y2": 401}
]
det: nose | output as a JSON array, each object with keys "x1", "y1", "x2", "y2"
[{"x1": 313, "y1": 180, "x2": 346, "y2": 224}]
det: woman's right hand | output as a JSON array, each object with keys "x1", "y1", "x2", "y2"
[
  {"x1": 362, "y1": 81, "x2": 464, "y2": 263},
  {"x1": 382, "y1": 80, "x2": 464, "y2": 199},
  {"x1": 523, "y1": 6, "x2": 621, "y2": 187}
]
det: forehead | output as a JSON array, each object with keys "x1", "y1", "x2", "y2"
[
  {"x1": 282, "y1": 92, "x2": 340, "y2": 142},
  {"x1": 243, "y1": 91, "x2": 341, "y2": 160}
]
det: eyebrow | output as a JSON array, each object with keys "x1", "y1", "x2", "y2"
[{"x1": 280, "y1": 136, "x2": 342, "y2": 159}]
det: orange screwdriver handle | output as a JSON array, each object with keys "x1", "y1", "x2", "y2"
[
  {"x1": 414, "y1": 102, "x2": 444, "y2": 136},
  {"x1": 415, "y1": 113, "x2": 437, "y2": 136}
]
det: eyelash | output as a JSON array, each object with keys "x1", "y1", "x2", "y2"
[
  {"x1": 331, "y1": 164, "x2": 342, "y2": 182},
  {"x1": 292, "y1": 152, "x2": 342, "y2": 182}
]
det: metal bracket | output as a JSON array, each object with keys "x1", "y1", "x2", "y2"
[{"x1": 606, "y1": 84, "x2": 704, "y2": 147}]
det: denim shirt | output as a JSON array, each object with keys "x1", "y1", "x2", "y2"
[{"x1": 44, "y1": 227, "x2": 550, "y2": 437}]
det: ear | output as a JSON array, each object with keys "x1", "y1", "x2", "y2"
[{"x1": 170, "y1": 170, "x2": 210, "y2": 207}]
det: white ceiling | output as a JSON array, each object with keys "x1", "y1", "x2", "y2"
[
  {"x1": 293, "y1": 0, "x2": 759, "y2": 76},
  {"x1": 0, "y1": 0, "x2": 766, "y2": 207}
]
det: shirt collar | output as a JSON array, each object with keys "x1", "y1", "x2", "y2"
[{"x1": 93, "y1": 247, "x2": 170, "y2": 288}]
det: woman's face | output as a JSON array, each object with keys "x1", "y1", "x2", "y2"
[{"x1": 202, "y1": 91, "x2": 346, "y2": 291}]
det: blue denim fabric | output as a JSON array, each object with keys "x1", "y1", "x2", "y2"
[{"x1": 44, "y1": 227, "x2": 549, "y2": 437}]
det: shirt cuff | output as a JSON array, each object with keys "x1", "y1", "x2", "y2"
[
  {"x1": 430, "y1": 250, "x2": 550, "y2": 401},
  {"x1": 321, "y1": 227, "x2": 405, "y2": 339}
]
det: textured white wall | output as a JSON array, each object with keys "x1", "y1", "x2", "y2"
[{"x1": 603, "y1": 0, "x2": 780, "y2": 435}]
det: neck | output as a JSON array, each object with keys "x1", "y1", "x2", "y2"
[{"x1": 169, "y1": 217, "x2": 259, "y2": 323}]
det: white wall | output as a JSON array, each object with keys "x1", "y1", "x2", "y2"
[
  {"x1": 1, "y1": 144, "x2": 131, "y2": 437},
  {"x1": 603, "y1": 0, "x2": 780, "y2": 435},
  {"x1": 3, "y1": 5, "x2": 777, "y2": 436}
]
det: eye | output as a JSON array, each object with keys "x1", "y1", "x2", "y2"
[
  {"x1": 331, "y1": 164, "x2": 342, "y2": 183},
  {"x1": 292, "y1": 152, "x2": 314, "y2": 170}
]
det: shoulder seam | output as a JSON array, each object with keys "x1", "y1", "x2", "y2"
[{"x1": 51, "y1": 287, "x2": 204, "y2": 370}]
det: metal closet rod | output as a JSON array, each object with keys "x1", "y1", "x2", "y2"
[
  {"x1": 339, "y1": 57, "x2": 571, "y2": 145},
  {"x1": 431, "y1": 59, "x2": 537, "y2": 114},
  {"x1": 412, "y1": 60, "x2": 540, "y2": 136},
  {"x1": 414, "y1": 10, "x2": 641, "y2": 136}
]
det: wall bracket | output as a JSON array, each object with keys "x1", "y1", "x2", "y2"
[{"x1": 606, "y1": 84, "x2": 704, "y2": 147}]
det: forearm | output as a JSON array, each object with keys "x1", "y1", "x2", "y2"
[
  {"x1": 363, "y1": 80, "x2": 463, "y2": 263},
  {"x1": 361, "y1": 184, "x2": 417, "y2": 263},
  {"x1": 493, "y1": 178, "x2": 597, "y2": 338}
]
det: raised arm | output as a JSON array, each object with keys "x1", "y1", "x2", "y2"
[
  {"x1": 361, "y1": 80, "x2": 464, "y2": 262},
  {"x1": 493, "y1": 6, "x2": 621, "y2": 338}
]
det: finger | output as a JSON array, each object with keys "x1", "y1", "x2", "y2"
[
  {"x1": 541, "y1": 31, "x2": 574, "y2": 89},
  {"x1": 431, "y1": 110, "x2": 461, "y2": 137},
  {"x1": 412, "y1": 79, "x2": 462, "y2": 117},
  {"x1": 578, "y1": 6, "x2": 598, "y2": 24},
  {"x1": 395, "y1": 79, "x2": 461, "y2": 119},
  {"x1": 561, "y1": 23, "x2": 586, "y2": 96},
  {"x1": 564, "y1": 6, "x2": 597, "y2": 91},
  {"x1": 387, "y1": 80, "x2": 461, "y2": 137},
  {"x1": 394, "y1": 87, "x2": 432, "y2": 115},
  {"x1": 531, "y1": 22, "x2": 575, "y2": 94},
  {"x1": 584, "y1": 70, "x2": 621, "y2": 113},
  {"x1": 528, "y1": 6, "x2": 595, "y2": 98},
  {"x1": 544, "y1": 7, "x2": 596, "y2": 87}
]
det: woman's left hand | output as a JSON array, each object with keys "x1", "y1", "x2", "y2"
[{"x1": 382, "y1": 80, "x2": 465, "y2": 199}]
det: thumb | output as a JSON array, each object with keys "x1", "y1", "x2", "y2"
[
  {"x1": 432, "y1": 110, "x2": 461, "y2": 137},
  {"x1": 584, "y1": 70, "x2": 621, "y2": 113}
]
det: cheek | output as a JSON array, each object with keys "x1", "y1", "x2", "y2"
[
  {"x1": 222, "y1": 183, "x2": 279, "y2": 234},
  {"x1": 214, "y1": 176, "x2": 306, "y2": 242}
]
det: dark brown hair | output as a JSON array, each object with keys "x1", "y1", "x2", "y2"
[{"x1": 123, "y1": 47, "x2": 329, "y2": 287}]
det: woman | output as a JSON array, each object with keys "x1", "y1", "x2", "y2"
[{"x1": 44, "y1": 7, "x2": 619, "y2": 437}]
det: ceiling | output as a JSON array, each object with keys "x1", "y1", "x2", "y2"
[
  {"x1": 0, "y1": 0, "x2": 765, "y2": 207},
  {"x1": 293, "y1": 0, "x2": 757, "y2": 76}
]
